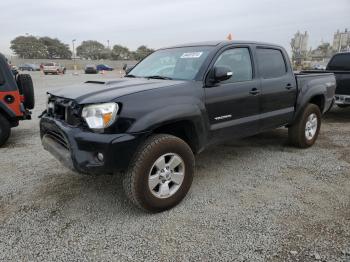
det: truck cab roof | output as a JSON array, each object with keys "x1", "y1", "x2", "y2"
[{"x1": 161, "y1": 40, "x2": 284, "y2": 50}]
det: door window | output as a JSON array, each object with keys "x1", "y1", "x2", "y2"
[
  {"x1": 214, "y1": 48, "x2": 253, "y2": 83},
  {"x1": 257, "y1": 48, "x2": 287, "y2": 78}
]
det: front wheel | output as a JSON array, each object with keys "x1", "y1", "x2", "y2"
[
  {"x1": 0, "y1": 114, "x2": 11, "y2": 147},
  {"x1": 123, "y1": 134, "x2": 195, "y2": 212},
  {"x1": 288, "y1": 103, "x2": 321, "y2": 148}
]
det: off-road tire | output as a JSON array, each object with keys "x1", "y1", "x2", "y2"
[
  {"x1": 288, "y1": 103, "x2": 321, "y2": 148},
  {"x1": 16, "y1": 74, "x2": 35, "y2": 110},
  {"x1": 0, "y1": 114, "x2": 11, "y2": 147},
  {"x1": 123, "y1": 134, "x2": 195, "y2": 212}
]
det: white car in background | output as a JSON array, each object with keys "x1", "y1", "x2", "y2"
[
  {"x1": 43, "y1": 62, "x2": 66, "y2": 75},
  {"x1": 312, "y1": 64, "x2": 326, "y2": 70}
]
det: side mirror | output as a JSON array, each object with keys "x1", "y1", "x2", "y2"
[
  {"x1": 122, "y1": 63, "x2": 128, "y2": 71},
  {"x1": 213, "y1": 66, "x2": 233, "y2": 82}
]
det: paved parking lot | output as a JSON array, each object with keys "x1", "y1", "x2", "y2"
[{"x1": 0, "y1": 71, "x2": 349, "y2": 261}]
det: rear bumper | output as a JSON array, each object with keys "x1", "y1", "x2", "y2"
[
  {"x1": 43, "y1": 69, "x2": 60, "y2": 73},
  {"x1": 335, "y1": 94, "x2": 350, "y2": 105},
  {"x1": 85, "y1": 69, "x2": 98, "y2": 74},
  {"x1": 40, "y1": 115, "x2": 147, "y2": 174}
]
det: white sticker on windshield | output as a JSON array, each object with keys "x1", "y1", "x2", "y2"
[{"x1": 180, "y1": 52, "x2": 203, "y2": 59}]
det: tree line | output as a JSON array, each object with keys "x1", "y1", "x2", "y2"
[{"x1": 10, "y1": 36, "x2": 154, "y2": 60}]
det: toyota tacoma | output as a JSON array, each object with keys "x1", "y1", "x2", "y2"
[{"x1": 40, "y1": 41, "x2": 336, "y2": 212}]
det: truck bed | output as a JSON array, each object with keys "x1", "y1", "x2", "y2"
[
  {"x1": 301, "y1": 70, "x2": 350, "y2": 96},
  {"x1": 294, "y1": 72, "x2": 336, "y2": 114}
]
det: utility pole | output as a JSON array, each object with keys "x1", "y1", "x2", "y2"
[{"x1": 72, "y1": 39, "x2": 76, "y2": 71}]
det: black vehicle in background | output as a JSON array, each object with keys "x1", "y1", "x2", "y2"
[
  {"x1": 18, "y1": 64, "x2": 40, "y2": 71},
  {"x1": 85, "y1": 64, "x2": 98, "y2": 74},
  {"x1": 327, "y1": 52, "x2": 350, "y2": 108},
  {"x1": 303, "y1": 52, "x2": 350, "y2": 108},
  {"x1": 40, "y1": 41, "x2": 336, "y2": 212}
]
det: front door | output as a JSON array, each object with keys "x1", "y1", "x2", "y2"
[{"x1": 205, "y1": 47, "x2": 260, "y2": 143}]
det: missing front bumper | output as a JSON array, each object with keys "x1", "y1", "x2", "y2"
[{"x1": 42, "y1": 135, "x2": 75, "y2": 171}]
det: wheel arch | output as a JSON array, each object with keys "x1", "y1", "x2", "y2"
[
  {"x1": 309, "y1": 94, "x2": 325, "y2": 113},
  {"x1": 151, "y1": 120, "x2": 202, "y2": 154},
  {"x1": 0, "y1": 102, "x2": 18, "y2": 126}
]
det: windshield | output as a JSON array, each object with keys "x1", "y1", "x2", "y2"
[
  {"x1": 128, "y1": 46, "x2": 213, "y2": 80},
  {"x1": 327, "y1": 53, "x2": 350, "y2": 70}
]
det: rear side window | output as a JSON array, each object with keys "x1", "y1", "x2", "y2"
[
  {"x1": 257, "y1": 48, "x2": 287, "y2": 78},
  {"x1": 327, "y1": 54, "x2": 350, "y2": 70}
]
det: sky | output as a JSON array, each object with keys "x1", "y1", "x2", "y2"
[{"x1": 1, "y1": 0, "x2": 349, "y2": 56}]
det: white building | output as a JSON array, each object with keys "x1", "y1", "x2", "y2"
[
  {"x1": 333, "y1": 29, "x2": 350, "y2": 52},
  {"x1": 291, "y1": 31, "x2": 309, "y2": 53}
]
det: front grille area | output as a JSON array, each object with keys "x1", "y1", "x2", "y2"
[{"x1": 47, "y1": 96, "x2": 82, "y2": 126}]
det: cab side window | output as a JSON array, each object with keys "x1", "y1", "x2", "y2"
[
  {"x1": 214, "y1": 48, "x2": 253, "y2": 83},
  {"x1": 257, "y1": 48, "x2": 287, "y2": 78}
]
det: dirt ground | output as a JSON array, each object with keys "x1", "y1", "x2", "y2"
[{"x1": 0, "y1": 71, "x2": 349, "y2": 261}]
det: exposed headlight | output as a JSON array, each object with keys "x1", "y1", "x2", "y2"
[{"x1": 82, "y1": 102, "x2": 119, "y2": 131}]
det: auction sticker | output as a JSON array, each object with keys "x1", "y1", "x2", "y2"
[{"x1": 180, "y1": 52, "x2": 203, "y2": 59}]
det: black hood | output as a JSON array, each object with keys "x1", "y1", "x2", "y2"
[{"x1": 48, "y1": 78, "x2": 187, "y2": 104}]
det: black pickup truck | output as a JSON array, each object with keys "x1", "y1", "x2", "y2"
[
  {"x1": 303, "y1": 52, "x2": 350, "y2": 108},
  {"x1": 329, "y1": 52, "x2": 350, "y2": 107},
  {"x1": 40, "y1": 41, "x2": 336, "y2": 212}
]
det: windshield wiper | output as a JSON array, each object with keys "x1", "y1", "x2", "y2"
[
  {"x1": 125, "y1": 74, "x2": 136, "y2": 78},
  {"x1": 145, "y1": 75, "x2": 173, "y2": 80}
]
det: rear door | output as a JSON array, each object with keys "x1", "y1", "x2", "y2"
[
  {"x1": 205, "y1": 46, "x2": 261, "y2": 142},
  {"x1": 256, "y1": 47, "x2": 296, "y2": 131}
]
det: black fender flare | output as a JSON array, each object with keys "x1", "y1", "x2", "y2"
[
  {"x1": 128, "y1": 104, "x2": 208, "y2": 151},
  {"x1": 0, "y1": 102, "x2": 16, "y2": 119},
  {"x1": 294, "y1": 85, "x2": 327, "y2": 120}
]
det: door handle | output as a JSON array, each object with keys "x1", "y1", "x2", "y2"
[
  {"x1": 249, "y1": 88, "x2": 260, "y2": 95},
  {"x1": 285, "y1": 83, "x2": 293, "y2": 90}
]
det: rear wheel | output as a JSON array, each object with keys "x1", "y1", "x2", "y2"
[
  {"x1": 123, "y1": 134, "x2": 195, "y2": 212},
  {"x1": 288, "y1": 103, "x2": 321, "y2": 148},
  {"x1": 16, "y1": 74, "x2": 35, "y2": 110},
  {"x1": 0, "y1": 114, "x2": 11, "y2": 147}
]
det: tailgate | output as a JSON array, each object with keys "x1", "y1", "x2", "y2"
[{"x1": 44, "y1": 66, "x2": 57, "y2": 71}]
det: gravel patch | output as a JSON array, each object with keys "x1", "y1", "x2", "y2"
[{"x1": 0, "y1": 71, "x2": 349, "y2": 261}]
